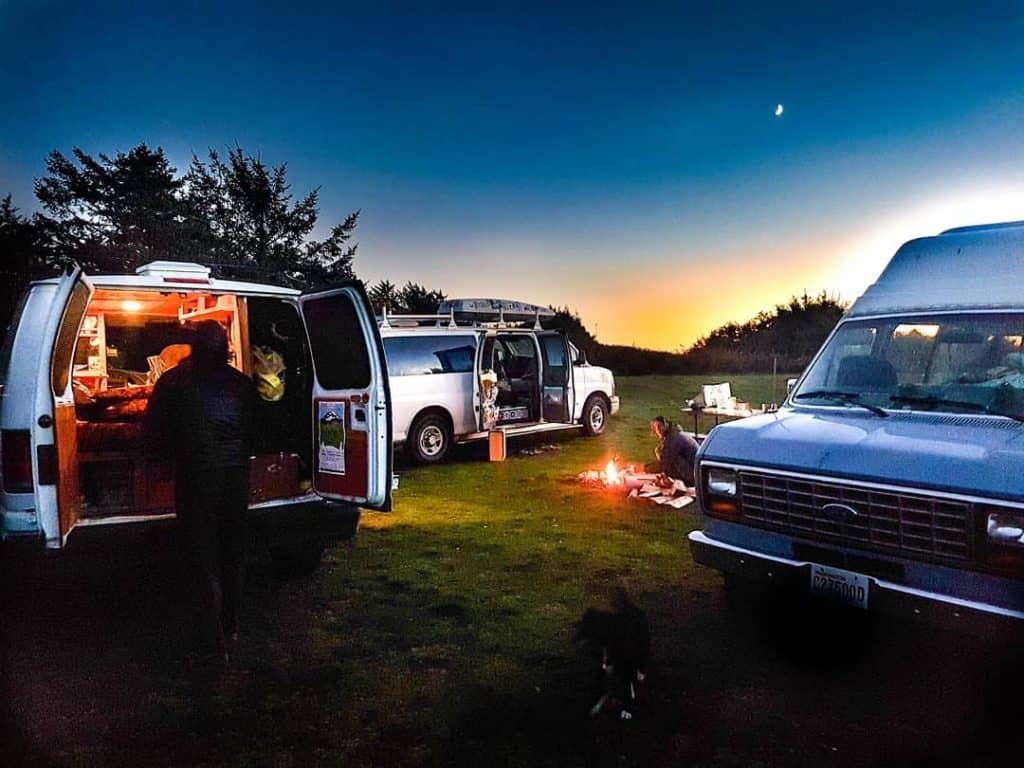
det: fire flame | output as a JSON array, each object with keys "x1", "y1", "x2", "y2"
[{"x1": 605, "y1": 459, "x2": 621, "y2": 486}]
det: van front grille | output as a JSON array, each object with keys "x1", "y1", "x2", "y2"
[{"x1": 737, "y1": 471, "x2": 971, "y2": 562}]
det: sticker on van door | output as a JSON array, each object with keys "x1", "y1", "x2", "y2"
[{"x1": 318, "y1": 401, "x2": 347, "y2": 475}]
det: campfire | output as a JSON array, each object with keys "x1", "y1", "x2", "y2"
[{"x1": 577, "y1": 459, "x2": 695, "y2": 509}]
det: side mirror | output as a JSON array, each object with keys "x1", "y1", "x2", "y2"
[
  {"x1": 577, "y1": 348, "x2": 588, "y2": 365},
  {"x1": 786, "y1": 378, "x2": 798, "y2": 396}
]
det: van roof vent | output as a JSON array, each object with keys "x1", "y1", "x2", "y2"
[{"x1": 135, "y1": 261, "x2": 212, "y2": 278}]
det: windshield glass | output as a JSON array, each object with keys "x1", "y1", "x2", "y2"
[{"x1": 793, "y1": 313, "x2": 1024, "y2": 419}]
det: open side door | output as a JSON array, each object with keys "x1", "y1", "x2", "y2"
[
  {"x1": 477, "y1": 334, "x2": 496, "y2": 431},
  {"x1": 539, "y1": 332, "x2": 574, "y2": 423},
  {"x1": 38, "y1": 266, "x2": 94, "y2": 547},
  {"x1": 299, "y1": 283, "x2": 393, "y2": 511}
]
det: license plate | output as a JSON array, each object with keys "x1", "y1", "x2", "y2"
[{"x1": 810, "y1": 563, "x2": 870, "y2": 609}]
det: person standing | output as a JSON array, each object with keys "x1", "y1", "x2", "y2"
[
  {"x1": 145, "y1": 320, "x2": 257, "y2": 662},
  {"x1": 649, "y1": 415, "x2": 699, "y2": 486}
]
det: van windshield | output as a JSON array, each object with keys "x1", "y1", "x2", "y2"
[{"x1": 793, "y1": 313, "x2": 1024, "y2": 421}]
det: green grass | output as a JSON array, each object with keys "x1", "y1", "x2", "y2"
[{"x1": 272, "y1": 373, "x2": 789, "y2": 766}]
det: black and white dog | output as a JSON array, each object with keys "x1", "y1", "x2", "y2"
[{"x1": 573, "y1": 588, "x2": 651, "y2": 720}]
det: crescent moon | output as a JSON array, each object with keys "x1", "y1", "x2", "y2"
[{"x1": 775, "y1": 104, "x2": 784, "y2": 117}]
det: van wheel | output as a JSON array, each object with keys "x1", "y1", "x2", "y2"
[
  {"x1": 409, "y1": 413, "x2": 452, "y2": 464},
  {"x1": 581, "y1": 395, "x2": 609, "y2": 436}
]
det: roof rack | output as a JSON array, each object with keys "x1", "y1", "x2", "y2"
[{"x1": 378, "y1": 305, "x2": 548, "y2": 331}]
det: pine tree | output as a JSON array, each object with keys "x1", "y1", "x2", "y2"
[
  {"x1": 34, "y1": 144, "x2": 196, "y2": 272},
  {"x1": 182, "y1": 147, "x2": 358, "y2": 287},
  {"x1": 0, "y1": 195, "x2": 50, "y2": 327}
]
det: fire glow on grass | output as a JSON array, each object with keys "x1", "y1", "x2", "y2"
[
  {"x1": 605, "y1": 460, "x2": 621, "y2": 486},
  {"x1": 577, "y1": 458, "x2": 643, "y2": 490},
  {"x1": 577, "y1": 458, "x2": 696, "y2": 509}
]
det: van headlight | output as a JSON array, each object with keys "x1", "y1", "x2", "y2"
[
  {"x1": 707, "y1": 468, "x2": 738, "y2": 497},
  {"x1": 987, "y1": 510, "x2": 1024, "y2": 546}
]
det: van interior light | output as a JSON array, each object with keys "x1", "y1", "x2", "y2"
[{"x1": 121, "y1": 300, "x2": 142, "y2": 312}]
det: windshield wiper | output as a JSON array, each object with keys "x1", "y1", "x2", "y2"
[
  {"x1": 890, "y1": 394, "x2": 1024, "y2": 423},
  {"x1": 793, "y1": 390, "x2": 889, "y2": 417}
]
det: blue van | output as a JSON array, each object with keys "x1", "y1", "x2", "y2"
[{"x1": 689, "y1": 221, "x2": 1024, "y2": 626}]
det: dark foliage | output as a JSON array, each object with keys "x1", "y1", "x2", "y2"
[
  {"x1": 34, "y1": 144, "x2": 191, "y2": 273},
  {"x1": 19, "y1": 143, "x2": 359, "y2": 294},
  {"x1": 0, "y1": 196, "x2": 53, "y2": 329},
  {"x1": 683, "y1": 291, "x2": 847, "y2": 373},
  {"x1": 544, "y1": 293, "x2": 847, "y2": 375},
  {"x1": 368, "y1": 280, "x2": 447, "y2": 315},
  {"x1": 182, "y1": 147, "x2": 358, "y2": 288},
  {"x1": 542, "y1": 306, "x2": 599, "y2": 361}
]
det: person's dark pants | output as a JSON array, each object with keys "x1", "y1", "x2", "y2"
[
  {"x1": 175, "y1": 466, "x2": 250, "y2": 655},
  {"x1": 645, "y1": 457, "x2": 695, "y2": 486}
]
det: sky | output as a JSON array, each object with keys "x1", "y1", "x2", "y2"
[{"x1": 2, "y1": 1, "x2": 1024, "y2": 349}]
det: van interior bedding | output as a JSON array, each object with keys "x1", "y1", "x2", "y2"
[{"x1": 70, "y1": 289, "x2": 313, "y2": 518}]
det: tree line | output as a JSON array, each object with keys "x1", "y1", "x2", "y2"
[
  {"x1": 545, "y1": 292, "x2": 847, "y2": 375},
  {"x1": 0, "y1": 143, "x2": 447, "y2": 326}
]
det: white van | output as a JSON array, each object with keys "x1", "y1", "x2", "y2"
[
  {"x1": 380, "y1": 298, "x2": 619, "y2": 463},
  {"x1": 0, "y1": 261, "x2": 392, "y2": 566}
]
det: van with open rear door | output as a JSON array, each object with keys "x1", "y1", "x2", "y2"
[
  {"x1": 0, "y1": 261, "x2": 392, "y2": 570},
  {"x1": 379, "y1": 298, "x2": 619, "y2": 463}
]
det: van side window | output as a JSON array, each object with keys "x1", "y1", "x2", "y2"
[
  {"x1": 301, "y1": 293, "x2": 371, "y2": 389},
  {"x1": 383, "y1": 335, "x2": 476, "y2": 376},
  {"x1": 51, "y1": 281, "x2": 91, "y2": 396},
  {"x1": 541, "y1": 336, "x2": 567, "y2": 385}
]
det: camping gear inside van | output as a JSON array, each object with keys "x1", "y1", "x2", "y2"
[{"x1": 69, "y1": 288, "x2": 312, "y2": 518}]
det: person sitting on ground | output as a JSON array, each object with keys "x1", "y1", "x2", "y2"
[{"x1": 649, "y1": 415, "x2": 699, "y2": 486}]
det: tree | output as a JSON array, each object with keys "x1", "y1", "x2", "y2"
[
  {"x1": 0, "y1": 196, "x2": 51, "y2": 327},
  {"x1": 682, "y1": 291, "x2": 847, "y2": 372},
  {"x1": 543, "y1": 306, "x2": 599, "y2": 361},
  {"x1": 396, "y1": 282, "x2": 446, "y2": 314},
  {"x1": 368, "y1": 279, "x2": 400, "y2": 313},
  {"x1": 182, "y1": 147, "x2": 358, "y2": 287},
  {"x1": 34, "y1": 144, "x2": 194, "y2": 273}
]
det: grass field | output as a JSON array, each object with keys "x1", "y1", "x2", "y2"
[
  {"x1": 8, "y1": 372, "x2": 1015, "y2": 767},
  {"x1": 265, "y1": 373, "x2": 789, "y2": 766}
]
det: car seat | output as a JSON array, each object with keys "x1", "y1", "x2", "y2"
[{"x1": 835, "y1": 355, "x2": 897, "y2": 391}]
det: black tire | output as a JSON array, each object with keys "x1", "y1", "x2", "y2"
[
  {"x1": 408, "y1": 412, "x2": 453, "y2": 464},
  {"x1": 581, "y1": 395, "x2": 609, "y2": 437}
]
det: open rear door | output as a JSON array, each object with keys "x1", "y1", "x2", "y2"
[
  {"x1": 38, "y1": 266, "x2": 94, "y2": 547},
  {"x1": 299, "y1": 283, "x2": 393, "y2": 511},
  {"x1": 539, "y1": 332, "x2": 574, "y2": 423}
]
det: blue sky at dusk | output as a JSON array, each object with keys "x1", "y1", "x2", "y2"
[{"x1": 3, "y1": 1, "x2": 1024, "y2": 348}]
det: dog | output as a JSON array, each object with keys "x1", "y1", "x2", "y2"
[{"x1": 573, "y1": 588, "x2": 650, "y2": 720}]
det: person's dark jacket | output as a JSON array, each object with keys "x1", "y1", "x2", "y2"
[
  {"x1": 661, "y1": 427, "x2": 699, "y2": 485},
  {"x1": 145, "y1": 358, "x2": 257, "y2": 473}
]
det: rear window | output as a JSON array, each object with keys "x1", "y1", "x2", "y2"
[
  {"x1": 301, "y1": 292, "x2": 372, "y2": 389},
  {"x1": 384, "y1": 335, "x2": 476, "y2": 376}
]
